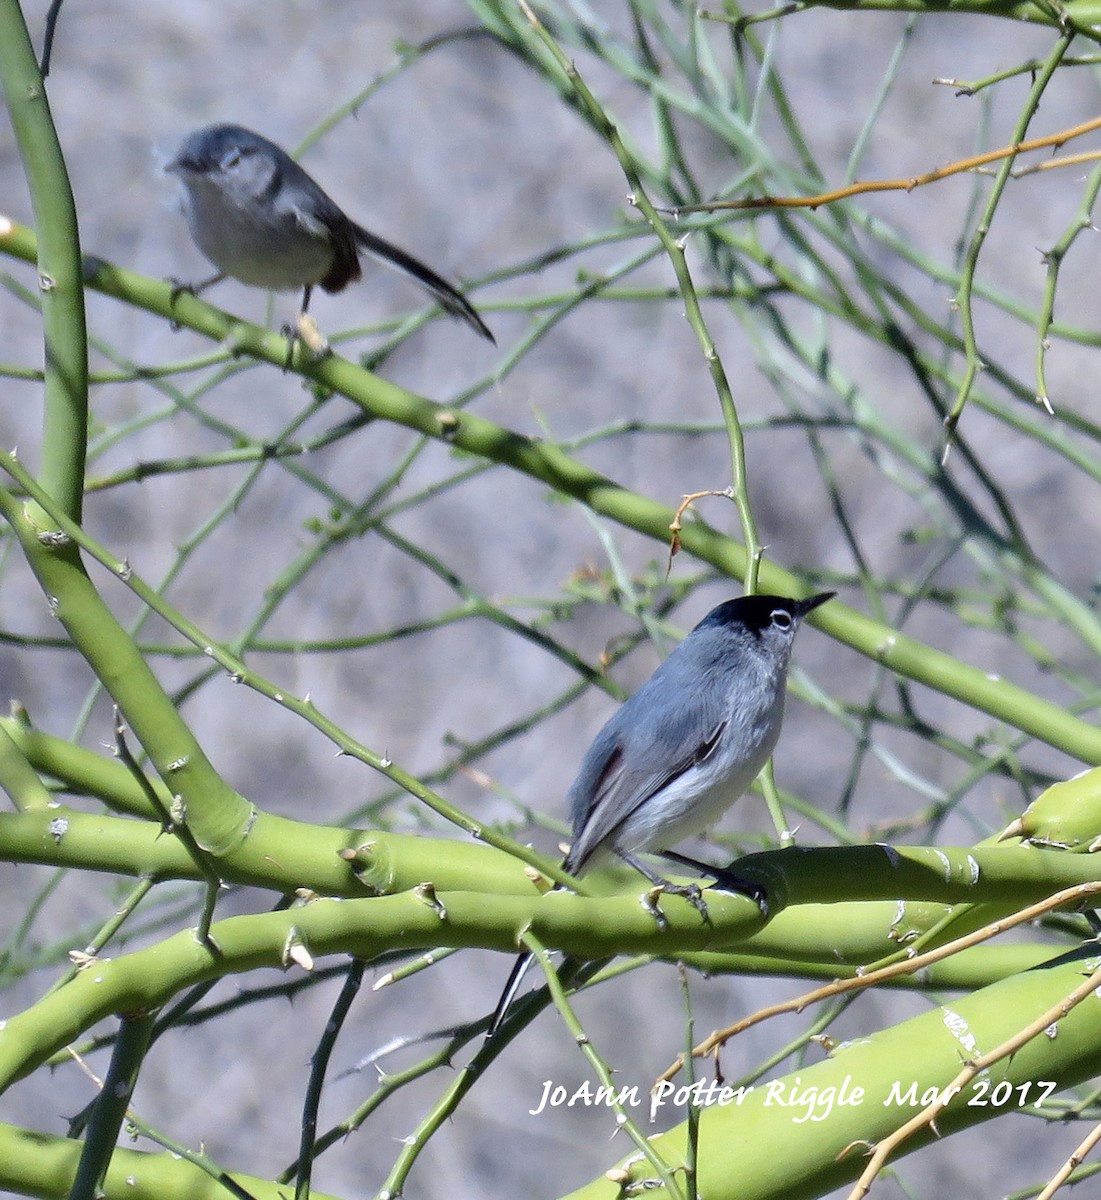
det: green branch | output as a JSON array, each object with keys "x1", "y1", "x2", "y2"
[
  {"x1": 0, "y1": 1120, "x2": 337, "y2": 1200},
  {"x1": 1, "y1": 222, "x2": 1097, "y2": 762},
  {"x1": 562, "y1": 945, "x2": 1101, "y2": 1200},
  {"x1": 795, "y1": 0, "x2": 1101, "y2": 42},
  {"x1": 0, "y1": 487, "x2": 251, "y2": 856},
  {"x1": 1, "y1": 843, "x2": 1099, "y2": 1091},
  {"x1": 0, "y1": 0, "x2": 87, "y2": 521}
]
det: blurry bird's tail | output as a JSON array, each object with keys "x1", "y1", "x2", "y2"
[{"x1": 350, "y1": 222, "x2": 495, "y2": 343}]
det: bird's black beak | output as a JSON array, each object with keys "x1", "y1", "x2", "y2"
[{"x1": 795, "y1": 591, "x2": 835, "y2": 618}]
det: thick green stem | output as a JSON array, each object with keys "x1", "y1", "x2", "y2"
[
  {"x1": 69, "y1": 1013, "x2": 156, "y2": 1200},
  {"x1": 0, "y1": 0, "x2": 88, "y2": 521},
  {"x1": 0, "y1": 1121, "x2": 340, "y2": 1200},
  {"x1": 563, "y1": 946, "x2": 1101, "y2": 1200},
  {"x1": 0, "y1": 490, "x2": 250, "y2": 856},
  {"x1": 1, "y1": 844, "x2": 1099, "y2": 1090}
]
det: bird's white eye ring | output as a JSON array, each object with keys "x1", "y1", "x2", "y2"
[
  {"x1": 770, "y1": 608, "x2": 793, "y2": 630},
  {"x1": 219, "y1": 149, "x2": 241, "y2": 171}
]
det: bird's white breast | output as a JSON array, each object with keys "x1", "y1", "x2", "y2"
[{"x1": 179, "y1": 178, "x2": 333, "y2": 290}]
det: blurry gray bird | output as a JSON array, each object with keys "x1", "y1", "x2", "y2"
[
  {"x1": 165, "y1": 124, "x2": 494, "y2": 342},
  {"x1": 489, "y1": 591, "x2": 834, "y2": 1034}
]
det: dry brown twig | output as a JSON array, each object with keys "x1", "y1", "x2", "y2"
[
  {"x1": 656, "y1": 880, "x2": 1101, "y2": 1087},
  {"x1": 1035, "y1": 1115, "x2": 1101, "y2": 1199},
  {"x1": 667, "y1": 488, "x2": 734, "y2": 565},
  {"x1": 662, "y1": 116, "x2": 1101, "y2": 216}
]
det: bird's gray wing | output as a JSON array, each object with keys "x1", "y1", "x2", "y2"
[
  {"x1": 258, "y1": 155, "x2": 363, "y2": 293},
  {"x1": 565, "y1": 699, "x2": 728, "y2": 873},
  {"x1": 307, "y1": 201, "x2": 362, "y2": 293}
]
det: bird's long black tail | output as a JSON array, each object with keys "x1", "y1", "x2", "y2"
[
  {"x1": 488, "y1": 949, "x2": 535, "y2": 1036},
  {"x1": 351, "y1": 222, "x2": 494, "y2": 343}
]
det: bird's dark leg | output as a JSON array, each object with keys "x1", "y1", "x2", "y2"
[
  {"x1": 282, "y1": 285, "x2": 330, "y2": 368},
  {"x1": 617, "y1": 850, "x2": 707, "y2": 929},
  {"x1": 169, "y1": 270, "x2": 225, "y2": 305},
  {"x1": 658, "y1": 849, "x2": 768, "y2": 913}
]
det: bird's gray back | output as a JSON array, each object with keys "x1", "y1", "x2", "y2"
[{"x1": 565, "y1": 623, "x2": 770, "y2": 870}]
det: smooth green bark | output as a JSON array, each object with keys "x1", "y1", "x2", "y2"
[
  {"x1": 1, "y1": 843, "x2": 1099, "y2": 1092},
  {"x1": 564, "y1": 947, "x2": 1101, "y2": 1200},
  {"x1": 0, "y1": 0, "x2": 87, "y2": 521},
  {"x1": 0, "y1": 1121, "x2": 340, "y2": 1200},
  {"x1": 0, "y1": 490, "x2": 252, "y2": 856}
]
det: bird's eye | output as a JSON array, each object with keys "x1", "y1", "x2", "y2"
[
  {"x1": 219, "y1": 149, "x2": 242, "y2": 171},
  {"x1": 770, "y1": 608, "x2": 793, "y2": 630}
]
